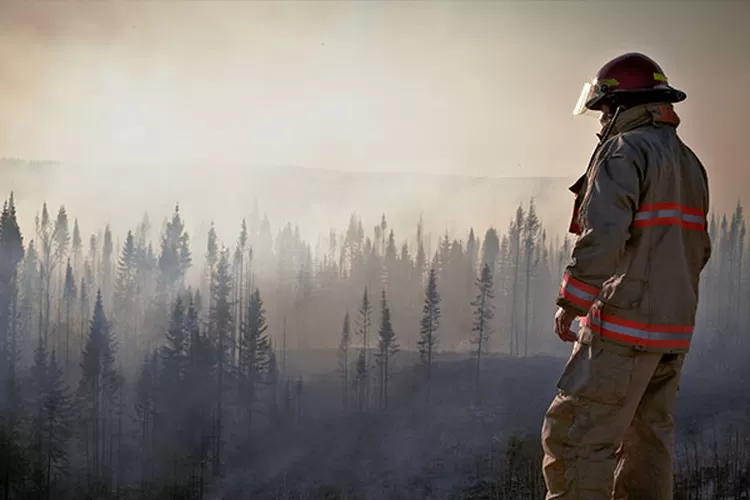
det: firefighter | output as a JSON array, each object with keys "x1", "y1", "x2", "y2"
[{"x1": 541, "y1": 52, "x2": 712, "y2": 499}]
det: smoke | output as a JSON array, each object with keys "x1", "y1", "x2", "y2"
[{"x1": 1, "y1": 0, "x2": 749, "y2": 249}]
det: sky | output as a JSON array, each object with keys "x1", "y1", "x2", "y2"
[{"x1": 1, "y1": 0, "x2": 749, "y2": 208}]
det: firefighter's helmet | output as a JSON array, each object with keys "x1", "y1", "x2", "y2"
[{"x1": 573, "y1": 53, "x2": 686, "y2": 115}]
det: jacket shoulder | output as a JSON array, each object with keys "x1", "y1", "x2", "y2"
[{"x1": 598, "y1": 130, "x2": 650, "y2": 167}]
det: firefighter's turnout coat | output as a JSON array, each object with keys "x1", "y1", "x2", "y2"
[{"x1": 557, "y1": 102, "x2": 711, "y2": 353}]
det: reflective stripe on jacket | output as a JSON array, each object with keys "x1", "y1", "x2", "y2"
[{"x1": 558, "y1": 103, "x2": 711, "y2": 353}]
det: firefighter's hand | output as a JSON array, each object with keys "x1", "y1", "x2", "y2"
[{"x1": 555, "y1": 306, "x2": 578, "y2": 342}]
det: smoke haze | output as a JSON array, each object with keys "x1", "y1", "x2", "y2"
[
  {"x1": 1, "y1": 2, "x2": 750, "y2": 499},
  {"x1": 2, "y1": 1, "x2": 749, "y2": 218}
]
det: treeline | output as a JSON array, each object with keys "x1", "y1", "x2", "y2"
[{"x1": 0, "y1": 192, "x2": 748, "y2": 498}]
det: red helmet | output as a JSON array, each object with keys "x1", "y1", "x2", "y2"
[{"x1": 573, "y1": 52, "x2": 686, "y2": 115}]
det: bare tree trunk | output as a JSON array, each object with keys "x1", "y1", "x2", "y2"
[
  {"x1": 523, "y1": 254, "x2": 531, "y2": 358},
  {"x1": 510, "y1": 235, "x2": 521, "y2": 357},
  {"x1": 341, "y1": 345, "x2": 348, "y2": 415},
  {"x1": 474, "y1": 320, "x2": 483, "y2": 406},
  {"x1": 383, "y1": 352, "x2": 389, "y2": 409},
  {"x1": 426, "y1": 328, "x2": 432, "y2": 405},
  {"x1": 65, "y1": 300, "x2": 70, "y2": 369}
]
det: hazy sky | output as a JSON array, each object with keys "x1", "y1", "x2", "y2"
[{"x1": 1, "y1": 0, "x2": 749, "y2": 199}]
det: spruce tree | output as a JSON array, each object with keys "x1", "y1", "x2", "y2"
[
  {"x1": 27, "y1": 335, "x2": 48, "y2": 495},
  {"x1": 204, "y1": 222, "x2": 218, "y2": 316},
  {"x1": 42, "y1": 349, "x2": 73, "y2": 496},
  {"x1": 20, "y1": 241, "x2": 39, "y2": 366},
  {"x1": 53, "y1": 207, "x2": 70, "y2": 346},
  {"x1": 209, "y1": 248, "x2": 233, "y2": 477},
  {"x1": 481, "y1": 227, "x2": 500, "y2": 274},
  {"x1": 522, "y1": 199, "x2": 540, "y2": 357},
  {"x1": 183, "y1": 294, "x2": 211, "y2": 493},
  {"x1": 471, "y1": 263, "x2": 495, "y2": 405},
  {"x1": 418, "y1": 268, "x2": 441, "y2": 404},
  {"x1": 0, "y1": 194, "x2": 24, "y2": 410},
  {"x1": 509, "y1": 205, "x2": 525, "y2": 357},
  {"x1": 159, "y1": 295, "x2": 189, "y2": 434},
  {"x1": 72, "y1": 219, "x2": 82, "y2": 276},
  {"x1": 36, "y1": 203, "x2": 55, "y2": 345},
  {"x1": 376, "y1": 289, "x2": 398, "y2": 410},
  {"x1": 357, "y1": 288, "x2": 372, "y2": 411},
  {"x1": 101, "y1": 225, "x2": 114, "y2": 309},
  {"x1": 77, "y1": 290, "x2": 118, "y2": 490},
  {"x1": 133, "y1": 351, "x2": 158, "y2": 491},
  {"x1": 240, "y1": 287, "x2": 270, "y2": 435},
  {"x1": 114, "y1": 231, "x2": 138, "y2": 351},
  {"x1": 354, "y1": 351, "x2": 366, "y2": 414},
  {"x1": 158, "y1": 205, "x2": 192, "y2": 300},
  {"x1": 63, "y1": 260, "x2": 76, "y2": 369}
]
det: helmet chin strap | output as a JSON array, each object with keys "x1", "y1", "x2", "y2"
[{"x1": 596, "y1": 105, "x2": 625, "y2": 144}]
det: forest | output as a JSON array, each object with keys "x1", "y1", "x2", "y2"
[{"x1": 1, "y1": 187, "x2": 749, "y2": 499}]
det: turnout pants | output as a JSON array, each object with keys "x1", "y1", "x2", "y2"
[{"x1": 541, "y1": 332, "x2": 684, "y2": 500}]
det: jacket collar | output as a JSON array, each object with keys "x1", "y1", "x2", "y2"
[
  {"x1": 600, "y1": 102, "x2": 681, "y2": 138},
  {"x1": 568, "y1": 103, "x2": 681, "y2": 196}
]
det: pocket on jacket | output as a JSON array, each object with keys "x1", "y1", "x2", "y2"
[
  {"x1": 556, "y1": 341, "x2": 636, "y2": 406},
  {"x1": 600, "y1": 275, "x2": 646, "y2": 311}
]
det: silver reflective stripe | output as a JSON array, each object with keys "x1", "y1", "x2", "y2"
[
  {"x1": 634, "y1": 209, "x2": 681, "y2": 220},
  {"x1": 682, "y1": 214, "x2": 705, "y2": 224},
  {"x1": 635, "y1": 209, "x2": 705, "y2": 224},
  {"x1": 565, "y1": 284, "x2": 595, "y2": 303},
  {"x1": 590, "y1": 316, "x2": 693, "y2": 342}
]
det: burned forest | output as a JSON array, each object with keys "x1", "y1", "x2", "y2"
[{"x1": 0, "y1": 189, "x2": 749, "y2": 499}]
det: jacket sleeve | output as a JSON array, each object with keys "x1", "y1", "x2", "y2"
[{"x1": 557, "y1": 144, "x2": 641, "y2": 316}]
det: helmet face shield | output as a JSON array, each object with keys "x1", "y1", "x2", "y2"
[{"x1": 572, "y1": 80, "x2": 599, "y2": 116}]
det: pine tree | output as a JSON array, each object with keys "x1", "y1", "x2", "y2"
[
  {"x1": 523, "y1": 199, "x2": 540, "y2": 357},
  {"x1": 53, "y1": 207, "x2": 70, "y2": 351},
  {"x1": 79, "y1": 276, "x2": 89, "y2": 357},
  {"x1": 418, "y1": 268, "x2": 441, "y2": 404},
  {"x1": 481, "y1": 227, "x2": 500, "y2": 274},
  {"x1": 204, "y1": 222, "x2": 218, "y2": 316},
  {"x1": 77, "y1": 290, "x2": 118, "y2": 491},
  {"x1": 509, "y1": 205, "x2": 525, "y2": 357},
  {"x1": 133, "y1": 351, "x2": 158, "y2": 490},
  {"x1": 20, "y1": 241, "x2": 39, "y2": 368},
  {"x1": 114, "y1": 231, "x2": 139, "y2": 353},
  {"x1": 0, "y1": 194, "x2": 24, "y2": 411},
  {"x1": 27, "y1": 335, "x2": 48, "y2": 495},
  {"x1": 354, "y1": 350, "x2": 366, "y2": 414},
  {"x1": 376, "y1": 289, "x2": 398, "y2": 410},
  {"x1": 63, "y1": 260, "x2": 76, "y2": 369},
  {"x1": 101, "y1": 225, "x2": 114, "y2": 309},
  {"x1": 235, "y1": 218, "x2": 250, "y2": 364},
  {"x1": 356, "y1": 288, "x2": 372, "y2": 411},
  {"x1": 88, "y1": 234, "x2": 98, "y2": 288},
  {"x1": 36, "y1": 202, "x2": 54, "y2": 345},
  {"x1": 160, "y1": 295, "x2": 189, "y2": 416},
  {"x1": 209, "y1": 248, "x2": 233, "y2": 477},
  {"x1": 53, "y1": 207, "x2": 70, "y2": 269},
  {"x1": 266, "y1": 349, "x2": 280, "y2": 427},
  {"x1": 415, "y1": 217, "x2": 426, "y2": 287},
  {"x1": 466, "y1": 227, "x2": 478, "y2": 303},
  {"x1": 471, "y1": 263, "x2": 495, "y2": 405},
  {"x1": 182, "y1": 293, "x2": 211, "y2": 495},
  {"x1": 158, "y1": 205, "x2": 192, "y2": 301},
  {"x1": 72, "y1": 219, "x2": 82, "y2": 276},
  {"x1": 42, "y1": 349, "x2": 73, "y2": 497},
  {"x1": 240, "y1": 288, "x2": 270, "y2": 436}
]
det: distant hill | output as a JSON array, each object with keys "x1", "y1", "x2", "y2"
[{"x1": 2, "y1": 160, "x2": 578, "y2": 250}]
